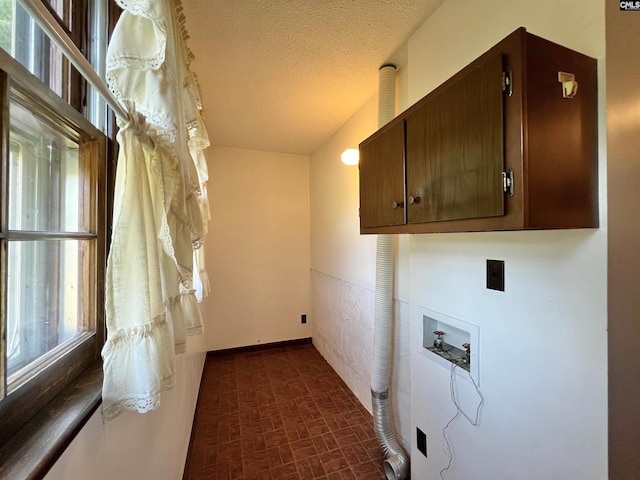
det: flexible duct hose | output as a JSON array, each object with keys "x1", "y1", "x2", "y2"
[
  {"x1": 377, "y1": 65, "x2": 396, "y2": 129},
  {"x1": 370, "y1": 64, "x2": 409, "y2": 480}
]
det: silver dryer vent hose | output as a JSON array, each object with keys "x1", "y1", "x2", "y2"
[{"x1": 370, "y1": 64, "x2": 409, "y2": 480}]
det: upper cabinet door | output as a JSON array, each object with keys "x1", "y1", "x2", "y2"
[
  {"x1": 406, "y1": 53, "x2": 505, "y2": 224},
  {"x1": 359, "y1": 120, "x2": 405, "y2": 229}
]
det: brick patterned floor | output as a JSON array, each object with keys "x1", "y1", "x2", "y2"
[{"x1": 184, "y1": 343, "x2": 387, "y2": 480}]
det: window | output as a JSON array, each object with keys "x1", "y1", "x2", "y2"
[
  {"x1": 6, "y1": 84, "x2": 100, "y2": 390},
  {"x1": 0, "y1": 0, "x2": 109, "y2": 130},
  {"x1": 0, "y1": 11, "x2": 107, "y2": 449},
  {"x1": 0, "y1": 0, "x2": 86, "y2": 110}
]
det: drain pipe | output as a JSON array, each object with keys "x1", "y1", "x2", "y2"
[{"x1": 371, "y1": 64, "x2": 409, "y2": 480}]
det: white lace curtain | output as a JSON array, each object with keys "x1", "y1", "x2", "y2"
[{"x1": 101, "y1": 0, "x2": 210, "y2": 421}]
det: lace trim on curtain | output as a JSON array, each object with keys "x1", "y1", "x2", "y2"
[
  {"x1": 102, "y1": 394, "x2": 162, "y2": 422},
  {"x1": 107, "y1": 0, "x2": 211, "y2": 214},
  {"x1": 116, "y1": 0, "x2": 168, "y2": 37},
  {"x1": 101, "y1": 314, "x2": 176, "y2": 421},
  {"x1": 102, "y1": 0, "x2": 210, "y2": 420}
]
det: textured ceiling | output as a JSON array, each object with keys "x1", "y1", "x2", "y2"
[{"x1": 182, "y1": 0, "x2": 444, "y2": 155}]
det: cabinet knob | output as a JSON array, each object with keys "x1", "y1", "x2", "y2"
[
  {"x1": 408, "y1": 196, "x2": 421, "y2": 205},
  {"x1": 392, "y1": 200, "x2": 405, "y2": 209}
]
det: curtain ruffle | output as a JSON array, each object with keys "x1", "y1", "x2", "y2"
[
  {"x1": 102, "y1": 0, "x2": 209, "y2": 420},
  {"x1": 101, "y1": 314, "x2": 176, "y2": 421},
  {"x1": 102, "y1": 115, "x2": 177, "y2": 419}
]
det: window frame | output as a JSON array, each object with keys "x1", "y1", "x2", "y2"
[
  {"x1": 3, "y1": 0, "x2": 88, "y2": 113},
  {"x1": 0, "y1": 46, "x2": 106, "y2": 449}
]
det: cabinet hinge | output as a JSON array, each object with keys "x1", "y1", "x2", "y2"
[
  {"x1": 502, "y1": 70, "x2": 512, "y2": 96},
  {"x1": 503, "y1": 169, "x2": 515, "y2": 196}
]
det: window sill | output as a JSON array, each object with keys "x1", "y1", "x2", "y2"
[{"x1": 0, "y1": 361, "x2": 102, "y2": 479}]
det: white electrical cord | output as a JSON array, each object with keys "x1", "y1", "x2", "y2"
[{"x1": 440, "y1": 363, "x2": 484, "y2": 479}]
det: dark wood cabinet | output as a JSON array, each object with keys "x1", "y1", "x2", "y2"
[
  {"x1": 359, "y1": 120, "x2": 405, "y2": 228},
  {"x1": 358, "y1": 27, "x2": 598, "y2": 234},
  {"x1": 406, "y1": 52, "x2": 505, "y2": 224}
]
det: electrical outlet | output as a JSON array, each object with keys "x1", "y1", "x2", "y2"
[
  {"x1": 486, "y1": 259, "x2": 505, "y2": 291},
  {"x1": 417, "y1": 427, "x2": 427, "y2": 457},
  {"x1": 301, "y1": 314, "x2": 307, "y2": 324}
]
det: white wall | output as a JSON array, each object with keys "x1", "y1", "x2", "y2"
[
  {"x1": 310, "y1": 96, "x2": 377, "y2": 291},
  {"x1": 310, "y1": 0, "x2": 607, "y2": 477},
  {"x1": 45, "y1": 336, "x2": 206, "y2": 480},
  {"x1": 310, "y1": 92, "x2": 413, "y2": 449},
  {"x1": 201, "y1": 146, "x2": 311, "y2": 350},
  {"x1": 408, "y1": 1, "x2": 607, "y2": 479}
]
